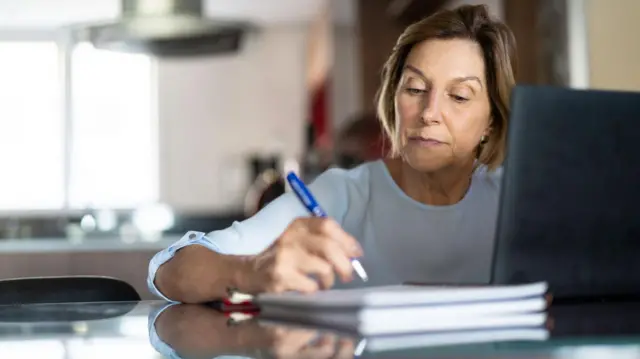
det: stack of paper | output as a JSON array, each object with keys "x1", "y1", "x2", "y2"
[
  {"x1": 256, "y1": 282, "x2": 549, "y2": 336},
  {"x1": 359, "y1": 328, "x2": 549, "y2": 353}
]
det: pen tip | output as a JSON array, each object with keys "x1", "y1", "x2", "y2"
[{"x1": 351, "y1": 259, "x2": 368, "y2": 282}]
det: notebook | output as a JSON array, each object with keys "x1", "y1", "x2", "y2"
[
  {"x1": 361, "y1": 328, "x2": 550, "y2": 353},
  {"x1": 255, "y1": 282, "x2": 548, "y2": 335},
  {"x1": 258, "y1": 321, "x2": 549, "y2": 353},
  {"x1": 259, "y1": 306, "x2": 547, "y2": 335},
  {"x1": 257, "y1": 282, "x2": 548, "y2": 308}
]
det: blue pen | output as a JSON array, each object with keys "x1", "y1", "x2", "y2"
[{"x1": 286, "y1": 171, "x2": 368, "y2": 282}]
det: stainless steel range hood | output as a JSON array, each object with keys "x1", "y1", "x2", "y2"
[{"x1": 76, "y1": 0, "x2": 255, "y2": 57}]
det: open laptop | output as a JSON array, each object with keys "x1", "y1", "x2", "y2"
[{"x1": 491, "y1": 85, "x2": 640, "y2": 300}]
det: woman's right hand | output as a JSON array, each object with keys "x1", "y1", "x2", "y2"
[{"x1": 245, "y1": 217, "x2": 363, "y2": 294}]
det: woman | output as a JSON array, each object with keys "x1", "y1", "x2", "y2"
[{"x1": 148, "y1": 4, "x2": 517, "y2": 303}]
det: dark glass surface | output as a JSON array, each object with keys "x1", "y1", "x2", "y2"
[{"x1": 0, "y1": 300, "x2": 639, "y2": 358}]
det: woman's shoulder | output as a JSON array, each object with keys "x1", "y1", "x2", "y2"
[
  {"x1": 472, "y1": 165, "x2": 503, "y2": 192},
  {"x1": 283, "y1": 161, "x2": 376, "y2": 224},
  {"x1": 309, "y1": 161, "x2": 379, "y2": 200},
  {"x1": 313, "y1": 161, "x2": 378, "y2": 184}
]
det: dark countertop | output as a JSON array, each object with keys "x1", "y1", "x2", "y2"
[
  {"x1": 0, "y1": 212, "x2": 245, "y2": 241},
  {"x1": 0, "y1": 237, "x2": 180, "y2": 253}
]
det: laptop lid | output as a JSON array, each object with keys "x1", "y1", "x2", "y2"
[{"x1": 491, "y1": 85, "x2": 640, "y2": 299}]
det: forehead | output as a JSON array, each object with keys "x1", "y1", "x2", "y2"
[{"x1": 404, "y1": 38, "x2": 486, "y2": 82}]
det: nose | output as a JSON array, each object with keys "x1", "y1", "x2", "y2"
[{"x1": 420, "y1": 90, "x2": 441, "y2": 125}]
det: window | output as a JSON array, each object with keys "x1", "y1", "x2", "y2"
[
  {"x1": 69, "y1": 43, "x2": 157, "y2": 209},
  {"x1": 0, "y1": 40, "x2": 157, "y2": 211},
  {"x1": 0, "y1": 42, "x2": 63, "y2": 210}
]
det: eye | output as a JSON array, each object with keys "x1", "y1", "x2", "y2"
[
  {"x1": 405, "y1": 88, "x2": 426, "y2": 95},
  {"x1": 450, "y1": 94, "x2": 469, "y2": 103}
]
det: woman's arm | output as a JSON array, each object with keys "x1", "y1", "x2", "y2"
[
  {"x1": 148, "y1": 168, "x2": 352, "y2": 303},
  {"x1": 152, "y1": 240, "x2": 256, "y2": 303}
]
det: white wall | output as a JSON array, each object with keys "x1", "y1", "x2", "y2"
[
  {"x1": 585, "y1": 0, "x2": 640, "y2": 91},
  {"x1": 157, "y1": 26, "x2": 308, "y2": 213},
  {"x1": 567, "y1": 0, "x2": 590, "y2": 89}
]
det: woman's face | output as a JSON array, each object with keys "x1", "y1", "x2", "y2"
[{"x1": 394, "y1": 38, "x2": 492, "y2": 172}]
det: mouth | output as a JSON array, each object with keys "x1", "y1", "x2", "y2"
[{"x1": 407, "y1": 136, "x2": 445, "y2": 147}]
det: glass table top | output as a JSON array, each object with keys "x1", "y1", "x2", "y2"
[{"x1": 0, "y1": 300, "x2": 638, "y2": 358}]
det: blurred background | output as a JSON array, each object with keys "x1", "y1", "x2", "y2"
[{"x1": 0, "y1": 0, "x2": 637, "y2": 298}]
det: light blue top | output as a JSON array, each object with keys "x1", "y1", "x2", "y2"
[{"x1": 147, "y1": 160, "x2": 503, "y2": 301}]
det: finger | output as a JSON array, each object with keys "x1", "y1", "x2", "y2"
[
  {"x1": 334, "y1": 338, "x2": 357, "y2": 359},
  {"x1": 306, "y1": 218, "x2": 363, "y2": 257},
  {"x1": 272, "y1": 328, "x2": 319, "y2": 358},
  {"x1": 285, "y1": 270, "x2": 320, "y2": 294},
  {"x1": 301, "y1": 234, "x2": 354, "y2": 282},
  {"x1": 313, "y1": 334, "x2": 337, "y2": 348},
  {"x1": 297, "y1": 254, "x2": 335, "y2": 289},
  {"x1": 299, "y1": 334, "x2": 338, "y2": 359}
]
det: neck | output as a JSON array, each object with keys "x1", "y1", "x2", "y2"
[{"x1": 386, "y1": 158, "x2": 475, "y2": 206}]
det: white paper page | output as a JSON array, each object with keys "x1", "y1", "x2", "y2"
[{"x1": 257, "y1": 282, "x2": 548, "y2": 308}]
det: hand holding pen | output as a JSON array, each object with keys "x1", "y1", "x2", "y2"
[
  {"x1": 244, "y1": 173, "x2": 367, "y2": 294},
  {"x1": 285, "y1": 172, "x2": 368, "y2": 282}
]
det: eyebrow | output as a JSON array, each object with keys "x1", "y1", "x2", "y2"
[
  {"x1": 453, "y1": 76, "x2": 483, "y2": 89},
  {"x1": 403, "y1": 65, "x2": 484, "y2": 89},
  {"x1": 404, "y1": 65, "x2": 427, "y2": 79}
]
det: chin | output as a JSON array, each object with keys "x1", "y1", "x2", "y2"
[{"x1": 401, "y1": 150, "x2": 454, "y2": 173}]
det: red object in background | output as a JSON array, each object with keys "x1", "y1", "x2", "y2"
[
  {"x1": 310, "y1": 80, "x2": 331, "y2": 149},
  {"x1": 209, "y1": 298, "x2": 259, "y2": 313},
  {"x1": 221, "y1": 299, "x2": 259, "y2": 312}
]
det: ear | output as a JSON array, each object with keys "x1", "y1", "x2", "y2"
[
  {"x1": 479, "y1": 119, "x2": 493, "y2": 146},
  {"x1": 483, "y1": 117, "x2": 494, "y2": 137},
  {"x1": 482, "y1": 126, "x2": 492, "y2": 137}
]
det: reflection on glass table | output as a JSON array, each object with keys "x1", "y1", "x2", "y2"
[
  {"x1": 0, "y1": 305, "x2": 156, "y2": 359},
  {"x1": 150, "y1": 301, "x2": 640, "y2": 359},
  {"x1": 0, "y1": 301, "x2": 639, "y2": 358}
]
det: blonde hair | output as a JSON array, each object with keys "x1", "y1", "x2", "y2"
[{"x1": 375, "y1": 5, "x2": 517, "y2": 171}]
